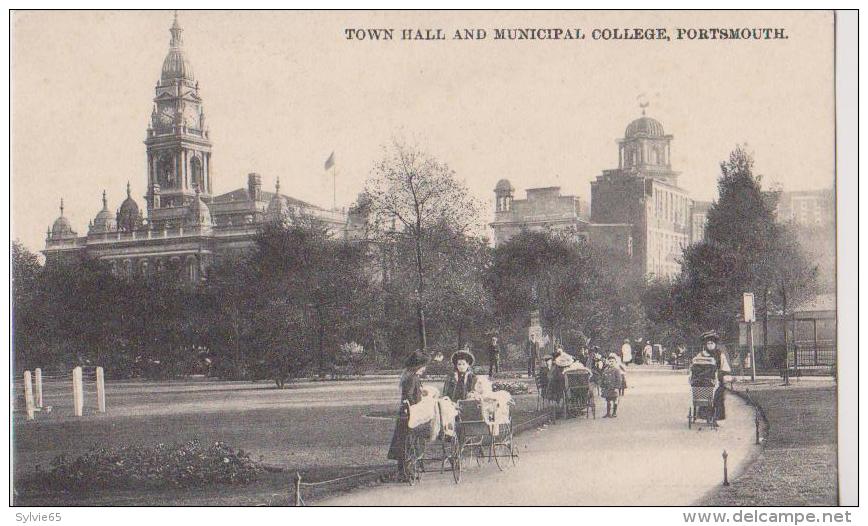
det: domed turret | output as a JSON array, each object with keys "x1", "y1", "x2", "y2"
[
  {"x1": 625, "y1": 116, "x2": 665, "y2": 138},
  {"x1": 495, "y1": 179, "x2": 514, "y2": 194},
  {"x1": 49, "y1": 199, "x2": 76, "y2": 239},
  {"x1": 266, "y1": 178, "x2": 292, "y2": 224},
  {"x1": 161, "y1": 12, "x2": 195, "y2": 83},
  {"x1": 117, "y1": 182, "x2": 143, "y2": 232},
  {"x1": 186, "y1": 186, "x2": 212, "y2": 227},
  {"x1": 494, "y1": 179, "x2": 514, "y2": 213},
  {"x1": 91, "y1": 191, "x2": 117, "y2": 233}
]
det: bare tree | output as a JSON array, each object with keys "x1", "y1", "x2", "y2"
[{"x1": 363, "y1": 139, "x2": 481, "y2": 350}]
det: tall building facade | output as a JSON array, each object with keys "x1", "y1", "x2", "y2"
[
  {"x1": 44, "y1": 14, "x2": 353, "y2": 280},
  {"x1": 491, "y1": 112, "x2": 697, "y2": 278}
]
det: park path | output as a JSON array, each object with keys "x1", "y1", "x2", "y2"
[{"x1": 318, "y1": 368, "x2": 758, "y2": 506}]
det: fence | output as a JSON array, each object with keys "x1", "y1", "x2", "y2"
[
  {"x1": 290, "y1": 406, "x2": 555, "y2": 505},
  {"x1": 14, "y1": 366, "x2": 106, "y2": 420}
]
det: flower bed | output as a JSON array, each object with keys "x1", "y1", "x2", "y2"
[
  {"x1": 22, "y1": 440, "x2": 270, "y2": 492},
  {"x1": 492, "y1": 381, "x2": 530, "y2": 395}
]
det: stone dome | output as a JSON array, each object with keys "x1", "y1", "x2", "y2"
[
  {"x1": 266, "y1": 179, "x2": 292, "y2": 223},
  {"x1": 91, "y1": 191, "x2": 117, "y2": 233},
  {"x1": 625, "y1": 116, "x2": 665, "y2": 138},
  {"x1": 161, "y1": 14, "x2": 195, "y2": 82},
  {"x1": 117, "y1": 183, "x2": 142, "y2": 232},
  {"x1": 50, "y1": 200, "x2": 76, "y2": 238},
  {"x1": 186, "y1": 190, "x2": 212, "y2": 227},
  {"x1": 495, "y1": 179, "x2": 515, "y2": 193}
]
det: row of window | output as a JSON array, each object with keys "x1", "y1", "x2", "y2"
[
  {"x1": 653, "y1": 187, "x2": 690, "y2": 226},
  {"x1": 109, "y1": 255, "x2": 201, "y2": 282}
]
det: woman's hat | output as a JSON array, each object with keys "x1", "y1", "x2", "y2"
[
  {"x1": 592, "y1": 346, "x2": 600, "y2": 352},
  {"x1": 554, "y1": 353, "x2": 575, "y2": 367},
  {"x1": 451, "y1": 349, "x2": 475, "y2": 367},
  {"x1": 404, "y1": 350, "x2": 429, "y2": 369},
  {"x1": 542, "y1": 354, "x2": 553, "y2": 361},
  {"x1": 700, "y1": 330, "x2": 721, "y2": 343},
  {"x1": 607, "y1": 353, "x2": 619, "y2": 360}
]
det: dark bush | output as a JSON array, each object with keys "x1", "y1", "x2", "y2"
[{"x1": 23, "y1": 440, "x2": 268, "y2": 493}]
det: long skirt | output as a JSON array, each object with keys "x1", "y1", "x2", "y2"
[
  {"x1": 387, "y1": 417, "x2": 408, "y2": 461},
  {"x1": 713, "y1": 384, "x2": 727, "y2": 420}
]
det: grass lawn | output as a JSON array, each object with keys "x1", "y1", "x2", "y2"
[
  {"x1": 698, "y1": 379, "x2": 837, "y2": 506},
  {"x1": 13, "y1": 377, "x2": 546, "y2": 506}
]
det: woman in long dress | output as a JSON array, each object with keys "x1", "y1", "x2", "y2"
[
  {"x1": 387, "y1": 350, "x2": 430, "y2": 472},
  {"x1": 695, "y1": 330, "x2": 732, "y2": 423}
]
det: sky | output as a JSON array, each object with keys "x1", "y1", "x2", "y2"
[{"x1": 11, "y1": 10, "x2": 835, "y2": 253}]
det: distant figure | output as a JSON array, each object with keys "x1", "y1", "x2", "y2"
[
  {"x1": 643, "y1": 341, "x2": 653, "y2": 364},
  {"x1": 488, "y1": 336, "x2": 501, "y2": 378},
  {"x1": 527, "y1": 335, "x2": 540, "y2": 377},
  {"x1": 602, "y1": 353, "x2": 625, "y2": 418},
  {"x1": 620, "y1": 339, "x2": 633, "y2": 365}
]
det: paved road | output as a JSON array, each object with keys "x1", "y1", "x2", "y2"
[{"x1": 319, "y1": 368, "x2": 758, "y2": 506}]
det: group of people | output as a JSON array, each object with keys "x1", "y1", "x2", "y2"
[
  {"x1": 537, "y1": 346, "x2": 626, "y2": 418},
  {"x1": 387, "y1": 329, "x2": 732, "y2": 479}
]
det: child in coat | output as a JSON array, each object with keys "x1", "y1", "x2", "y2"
[{"x1": 601, "y1": 353, "x2": 624, "y2": 418}]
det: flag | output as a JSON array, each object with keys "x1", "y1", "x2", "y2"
[{"x1": 324, "y1": 151, "x2": 335, "y2": 171}]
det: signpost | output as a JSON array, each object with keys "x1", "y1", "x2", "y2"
[{"x1": 743, "y1": 292, "x2": 756, "y2": 381}]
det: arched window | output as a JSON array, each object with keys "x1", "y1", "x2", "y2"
[
  {"x1": 157, "y1": 154, "x2": 175, "y2": 189},
  {"x1": 190, "y1": 156, "x2": 204, "y2": 192},
  {"x1": 186, "y1": 256, "x2": 198, "y2": 283}
]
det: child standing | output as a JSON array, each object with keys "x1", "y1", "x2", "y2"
[{"x1": 601, "y1": 353, "x2": 624, "y2": 418}]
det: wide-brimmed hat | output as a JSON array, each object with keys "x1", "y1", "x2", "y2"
[
  {"x1": 404, "y1": 350, "x2": 429, "y2": 369},
  {"x1": 607, "y1": 353, "x2": 619, "y2": 360},
  {"x1": 623, "y1": 339, "x2": 630, "y2": 343},
  {"x1": 451, "y1": 349, "x2": 475, "y2": 367},
  {"x1": 700, "y1": 330, "x2": 720, "y2": 343},
  {"x1": 554, "y1": 353, "x2": 575, "y2": 367},
  {"x1": 542, "y1": 354, "x2": 553, "y2": 361}
]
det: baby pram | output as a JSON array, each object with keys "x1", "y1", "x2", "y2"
[
  {"x1": 401, "y1": 393, "x2": 461, "y2": 485},
  {"x1": 688, "y1": 357, "x2": 718, "y2": 429}
]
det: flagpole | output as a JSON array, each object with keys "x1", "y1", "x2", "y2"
[{"x1": 332, "y1": 164, "x2": 336, "y2": 210}]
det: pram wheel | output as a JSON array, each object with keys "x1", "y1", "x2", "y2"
[
  {"x1": 402, "y1": 434, "x2": 424, "y2": 486},
  {"x1": 449, "y1": 438, "x2": 461, "y2": 484}
]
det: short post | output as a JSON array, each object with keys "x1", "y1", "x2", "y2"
[
  {"x1": 755, "y1": 412, "x2": 761, "y2": 444},
  {"x1": 722, "y1": 450, "x2": 730, "y2": 486},
  {"x1": 23, "y1": 371, "x2": 35, "y2": 421},
  {"x1": 72, "y1": 366, "x2": 83, "y2": 417},
  {"x1": 294, "y1": 472, "x2": 303, "y2": 506},
  {"x1": 96, "y1": 367, "x2": 106, "y2": 413},
  {"x1": 34, "y1": 368, "x2": 43, "y2": 408}
]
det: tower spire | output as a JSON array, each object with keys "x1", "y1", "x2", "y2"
[
  {"x1": 126, "y1": 181, "x2": 132, "y2": 198},
  {"x1": 169, "y1": 10, "x2": 183, "y2": 48},
  {"x1": 60, "y1": 198, "x2": 65, "y2": 216},
  {"x1": 275, "y1": 177, "x2": 281, "y2": 194},
  {"x1": 102, "y1": 190, "x2": 108, "y2": 210}
]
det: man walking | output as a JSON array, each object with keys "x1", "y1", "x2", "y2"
[
  {"x1": 527, "y1": 334, "x2": 540, "y2": 378},
  {"x1": 488, "y1": 336, "x2": 501, "y2": 378}
]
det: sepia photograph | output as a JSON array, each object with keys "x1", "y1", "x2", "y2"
[{"x1": 7, "y1": 8, "x2": 856, "y2": 511}]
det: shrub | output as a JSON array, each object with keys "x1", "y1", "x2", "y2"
[{"x1": 23, "y1": 440, "x2": 268, "y2": 493}]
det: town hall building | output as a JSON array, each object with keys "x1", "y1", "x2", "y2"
[{"x1": 44, "y1": 14, "x2": 354, "y2": 281}]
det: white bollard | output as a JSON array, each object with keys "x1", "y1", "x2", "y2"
[
  {"x1": 23, "y1": 371, "x2": 35, "y2": 421},
  {"x1": 72, "y1": 366, "x2": 83, "y2": 417},
  {"x1": 35, "y1": 368, "x2": 43, "y2": 408},
  {"x1": 96, "y1": 367, "x2": 106, "y2": 413}
]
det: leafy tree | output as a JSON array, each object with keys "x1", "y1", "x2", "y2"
[
  {"x1": 674, "y1": 145, "x2": 817, "y2": 351},
  {"x1": 486, "y1": 229, "x2": 612, "y2": 351},
  {"x1": 363, "y1": 140, "x2": 482, "y2": 350}
]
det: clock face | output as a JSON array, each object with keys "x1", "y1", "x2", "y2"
[
  {"x1": 183, "y1": 105, "x2": 199, "y2": 128},
  {"x1": 159, "y1": 107, "x2": 175, "y2": 126}
]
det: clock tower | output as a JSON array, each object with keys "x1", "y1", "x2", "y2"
[{"x1": 145, "y1": 12, "x2": 212, "y2": 225}]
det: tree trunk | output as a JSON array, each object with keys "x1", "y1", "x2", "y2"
[{"x1": 414, "y1": 234, "x2": 428, "y2": 350}]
